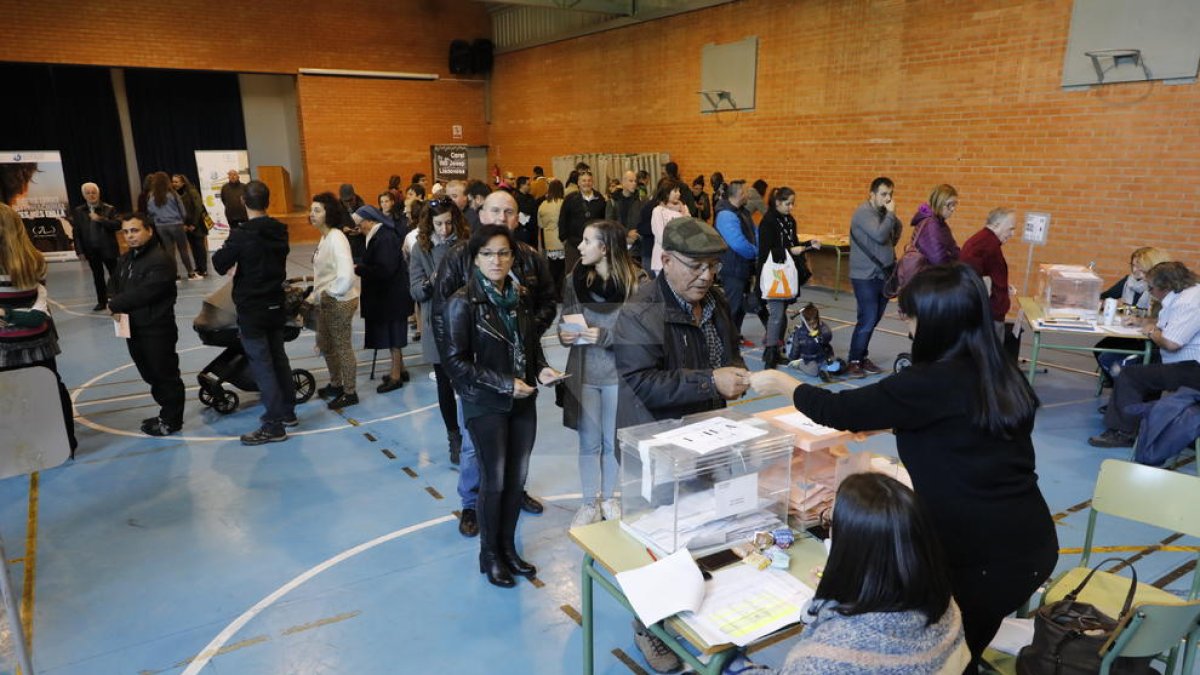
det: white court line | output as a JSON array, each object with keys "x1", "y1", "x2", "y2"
[{"x1": 180, "y1": 493, "x2": 582, "y2": 675}]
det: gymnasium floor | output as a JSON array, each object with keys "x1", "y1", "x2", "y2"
[{"x1": 0, "y1": 245, "x2": 1195, "y2": 674}]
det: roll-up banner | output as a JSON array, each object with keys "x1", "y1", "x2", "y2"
[{"x1": 2, "y1": 151, "x2": 76, "y2": 262}]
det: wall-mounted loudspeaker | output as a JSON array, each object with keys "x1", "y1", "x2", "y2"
[
  {"x1": 449, "y1": 40, "x2": 472, "y2": 75},
  {"x1": 470, "y1": 39, "x2": 494, "y2": 75}
]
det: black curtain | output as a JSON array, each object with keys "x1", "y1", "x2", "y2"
[
  {"x1": 0, "y1": 63, "x2": 132, "y2": 213},
  {"x1": 124, "y1": 69, "x2": 246, "y2": 191}
]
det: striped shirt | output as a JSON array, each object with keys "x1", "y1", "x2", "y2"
[{"x1": 1157, "y1": 283, "x2": 1200, "y2": 364}]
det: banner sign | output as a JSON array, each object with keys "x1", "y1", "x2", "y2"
[
  {"x1": 195, "y1": 150, "x2": 249, "y2": 249},
  {"x1": 2, "y1": 151, "x2": 76, "y2": 262},
  {"x1": 431, "y1": 145, "x2": 469, "y2": 183}
]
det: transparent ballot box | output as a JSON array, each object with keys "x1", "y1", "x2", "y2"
[
  {"x1": 1037, "y1": 264, "x2": 1102, "y2": 321},
  {"x1": 617, "y1": 410, "x2": 795, "y2": 555}
]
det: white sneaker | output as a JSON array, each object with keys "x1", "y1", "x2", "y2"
[
  {"x1": 600, "y1": 498, "x2": 622, "y2": 521},
  {"x1": 571, "y1": 501, "x2": 601, "y2": 528}
]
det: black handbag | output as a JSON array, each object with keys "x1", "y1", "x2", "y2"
[{"x1": 1016, "y1": 559, "x2": 1156, "y2": 675}]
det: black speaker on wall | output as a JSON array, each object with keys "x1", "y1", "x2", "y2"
[
  {"x1": 449, "y1": 39, "x2": 472, "y2": 74},
  {"x1": 470, "y1": 39, "x2": 494, "y2": 75}
]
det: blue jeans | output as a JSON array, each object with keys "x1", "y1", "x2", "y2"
[
  {"x1": 578, "y1": 384, "x2": 619, "y2": 501},
  {"x1": 765, "y1": 299, "x2": 791, "y2": 348},
  {"x1": 455, "y1": 396, "x2": 480, "y2": 509},
  {"x1": 849, "y1": 277, "x2": 889, "y2": 362},
  {"x1": 239, "y1": 325, "x2": 295, "y2": 432}
]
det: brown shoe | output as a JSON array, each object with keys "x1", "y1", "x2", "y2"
[
  {"x1": 859, "y1": 357, "x2": 884, "y2": 375},
  {"x1": 846, "y1": 361, "x2": 867, "y2": 379}
]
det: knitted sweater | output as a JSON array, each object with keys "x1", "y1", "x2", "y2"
[{"x1": 777, "y1": 601, "x2": 969, "y2": 675}]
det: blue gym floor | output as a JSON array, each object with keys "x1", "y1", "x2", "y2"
[{"x1": 0, "y1": 246, "x2": 1195, "y2": 674}]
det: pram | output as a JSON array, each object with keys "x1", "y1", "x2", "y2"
[{"x1": 192, "y1": 280, "x2": 316, "y2": 414}]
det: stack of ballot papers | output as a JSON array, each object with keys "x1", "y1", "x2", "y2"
[
  {"x1": 615, "y1": 549, "x2": 815, "y2": 647},
  {"x1": 621, "y1": 490, "x2": 783, "y2": 554}
]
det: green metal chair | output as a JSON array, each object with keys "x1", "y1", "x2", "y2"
[
  {"x1": 1040, "y1": 460, "x2": 1200, "y2": 616},
  {"x1": 1098, "y1": 600, "x2": 1200, "y2": 674}
]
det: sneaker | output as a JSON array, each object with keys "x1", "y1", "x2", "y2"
[
  {"x1": 241, "y1": 426, "x2": 287, "y2": 446},
  {"x1": 327, "y1": 392, "x2": 359, "y2": 409},
  {"x1": 739, "y1": 338, "x2": 755, "y2": 349},
  {"x1": 859, "y1": 357, "x2": 884, "y2": 375},
  {"x1": 1088, "y1": 429, "x2": 1135, "y2": 448},
  {"x1": 317, "y1": 384, "x2": 343, "y2": 400},
  {"x1": 141, "y1": 417, "x2": 181, "y2": 437},
  {"x1": 281, "y1": 415, "x2": 299, "y2": 428},
  {"x1": 600, "y1": 498, "x2": 622, "y2": 521},
  {"x1": 571, "y1": 501, "x2": 601, "y2": 528},
  {"x1": 632, "y1": 619, "x2": 682, "y2": 673},
  {"x1": 846, "y1": 361, "x2": 867, "y2": 379}
]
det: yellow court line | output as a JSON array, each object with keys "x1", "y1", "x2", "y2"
[
  {"x1": 1059, "y1": 545, "x2": 1200, "y2": 555},
  {"x1": 21, "y1": 471, "x2": 39, "y2": 660}
]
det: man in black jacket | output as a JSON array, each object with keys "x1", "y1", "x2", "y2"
[
  {"x1": 108, "y1": 214, "x2": 185, "y2": 436},
  {"x1": 611, "y1": 217, "x2": 750, "y2": 671},
  {"x1": 432, "y1": 190, "x2": 556, "y2": 537},
  {"x1": 605, "y1": 170, "x2": 643, "y2": 261},
  {"x1": 72, "y1": 182, "x2": 121, "y2": 311},
  {"x1": 212, "y1": 180, "x2": 295, "y2": 445},
  {"x1": 557, "y1": 170, "x2": 606, "y2": 277}
]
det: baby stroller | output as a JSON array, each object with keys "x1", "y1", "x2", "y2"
[{"x1": 193, "y1": 280, "x2": 316, "y2": 414}]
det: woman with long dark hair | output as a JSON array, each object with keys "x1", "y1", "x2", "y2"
[
  {"x1": 310, "y1": 192, "x2": 360, "y2": 408},
  {"x1": 409, "y1": 196, "x2": 471, "y2": 462},
  {"x1": 559, "y1": 219, "x2": 647, "y2": 526},
  {"x1": 442, "y1": 225, "x2": 560, "y2": 588},
  {"x1": 146, "y1": 171, "x2": 197, "y2": 279},
  {"x1": 757, "y1": 186, "x2": 818, "y2": 369},
  {"x1": 537, "y1": 179, "x2": 566, "y2": 296},
  {"x1": 778, "y1": 473, "x2": 969, "y2": 673},
  {"x1": 752, "y1": 263, "x2": 1057, "y2": 672}
]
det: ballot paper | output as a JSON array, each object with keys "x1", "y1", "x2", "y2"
[
  {"x1": 622, "y1": 489, "x2": 783, "y2": 554},
  {"x1": 653, "y1": 416, "x2": 768, "y2": 455},
  {"x1": 683, "y1": 564, "x2": 814, "y2": 647},
  {"x1": 615, "y1": 549, "x2": 706, "y2": 626},
  {"x1": 771, "y1": 411, "x2": 840, "y2": 438},
  {"x1": 560, "y1": 313, "x2": 592, "y2": 344},
  {"x1": 113, "y1": 313, "x2": 130, "y2": 338}
]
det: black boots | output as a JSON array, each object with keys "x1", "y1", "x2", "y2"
[
  {"x1": 479, "y1": 552, "x2": 515, "y2": 588},
  {"x1": 763, "y1": 346, "x2": 781, "y2": 370},
  {"x1": 448, "y1": 429, "x2": 462, "y2": 466},
  {"x1": 501, "y1": 548, "x2": 537, "y2": 579}
]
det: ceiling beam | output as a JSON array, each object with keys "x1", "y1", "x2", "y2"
[{"x1": 481, "y1": 0, "x2": 634, "y2": 16}]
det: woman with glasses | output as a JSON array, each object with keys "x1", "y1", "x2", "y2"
[
  {"x1": 752, "y1": 263, "x2": 1057, "y2": 672},
  {"x1": 559, "y1": 220, "x2": 647, "y2": 527},
  {"x1": 442, "y1": 225, "x2": 561, "y2": 588},
  {"x1": 909, "y1": 184, "x2": 961, "y2": 270},
  {"x1": 409, "y1": 197, "x2": 470, "y2": 462}
]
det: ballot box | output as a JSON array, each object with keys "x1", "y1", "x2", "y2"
[{"x1": 1037, "y1": 264, "x2": 1103, "y2": 321}]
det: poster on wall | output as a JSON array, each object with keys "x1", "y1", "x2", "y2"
[
  {"x1": 195, "y1": 150, "x2": 249, "y2": 249},
  {"x1": 2, "y1": 151, "x2": 76, "y2": 262},
  {"x1": 431, "y1": 145, "x2": 469, "y2": 183}
]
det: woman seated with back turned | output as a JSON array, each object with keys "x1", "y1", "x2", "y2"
[
  {"x1": 753, "y1": 263, "x2": 1057, "y2": 673},
  {"x1": 777, "y1": 472, "x2": 969, "y2": 675}
]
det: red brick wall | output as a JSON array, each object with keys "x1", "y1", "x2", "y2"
[
  {"x1": 488, "y1": 0, "x2": 1200, "y2": 287},
  {"x1": 8, "y1": 0, "x2": 491, "y2": 243}
]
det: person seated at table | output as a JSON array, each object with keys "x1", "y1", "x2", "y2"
[
  {"x1": 1089, "y1": 261, "x2": 1200, "y2": 448},
  {"x1": 1095, "y1": 246, "x2": 1170, "y2": 384},
  {"x1": 751, "y1": 263, "x2": 1058, "y2": 673},
  {"x1": 776, "y1": 472, "x2": 969, "y2": 675}
]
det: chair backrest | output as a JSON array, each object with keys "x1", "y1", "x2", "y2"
[
  {"x1": 1092, "y1": 459, "x2": 1200, "y2": 538},
  {"x1": 1102, "y1": 600, "x2": 1200, "y2": 659}
]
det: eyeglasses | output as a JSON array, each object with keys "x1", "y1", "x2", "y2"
[
  {"x1": 477, "y1": 249, "x2": 513, "y2": 261},
  {"x1": 669, "y1": 252, "x2": 722, "y2": 276}
]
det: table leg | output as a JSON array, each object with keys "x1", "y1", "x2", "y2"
[
  {"x1": 1141, "y1": 340, "x2": 1153, "y2": 365},
  {"x1": 1027, "y1": 332, "x2": 1042, "y2": 385},
  {"x1": 0, "y1": 536, "x2": 33, "y2": 675},
  {"x1": 833, "y1": 247, "x2": 844, "y2": 300},
  {"x1": 582, "y1": 554, "x2": 595, "y2": 675}
]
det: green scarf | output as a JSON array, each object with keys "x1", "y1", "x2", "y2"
[{"x1": 475, "y1": 268, "x2": 525, "y2": 375}]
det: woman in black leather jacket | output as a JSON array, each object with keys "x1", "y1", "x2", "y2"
[{"x1": 442, "y1": 224, "x2": 561, "y2": 588}]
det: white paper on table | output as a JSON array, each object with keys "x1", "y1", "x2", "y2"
[
  {"x1": 772, "y1": 411, "x2": 840, "y2": 438},
  {"x1": 615, "y1": 548, "x2": 706, "y2": 626},
  {"x1": 653, "y1": 416, "x2": 768, "y2": 455},
  {"x1": 713, "y1": 473, "x2": 758, "y2": 519},
  {"x1": 683, "y1": 564, "x2": 814, "y2": 647},
  {"x1": 113, "y1": 313, "x2": 130, "y2": 338}
]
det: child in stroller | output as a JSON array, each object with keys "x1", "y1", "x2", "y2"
[
  {"x1": 785, "y1": 303, "x2": 848, "y2": 382},
  {"x1": 192, "y1": 279, "x2": 316, "y2": 413}
]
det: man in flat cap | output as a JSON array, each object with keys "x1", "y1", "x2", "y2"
[{"x1": 611, "y1": 215, "x2": 752, "y2": 672}]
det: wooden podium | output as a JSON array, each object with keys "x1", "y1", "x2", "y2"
[{"x1": 257, "y1": 165, "x2": 293, "y2": 216}]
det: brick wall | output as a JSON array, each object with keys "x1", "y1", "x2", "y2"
[
  {"x1": 488, "y1": 0, "x2": 1200, "y2": 287},
  {"x1": 9, "y1": 0, "x2": 491, "y2": 243}
]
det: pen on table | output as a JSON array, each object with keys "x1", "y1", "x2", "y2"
[{"x1": 646, "y1": 547, "x2": 657, "y2": 561}]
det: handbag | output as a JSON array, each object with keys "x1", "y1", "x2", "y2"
[
  {"x1": 1016, "y1": 559, "x2": 1155, "y2": 675},
  {"x1": 883, "y1": 222, "x2": 929, "y2": 299},
  {"x1": 760, "y1": 254, "x2": 800, "y2": 300}
]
